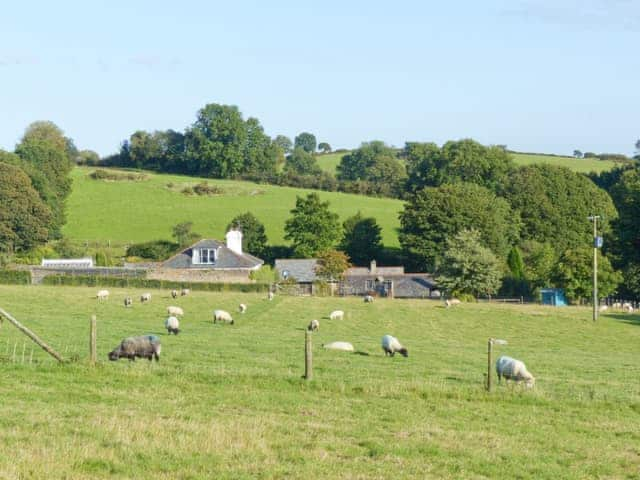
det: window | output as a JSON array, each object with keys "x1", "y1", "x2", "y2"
[{"x1": 195, "y1": 248, "x2": 216, "y2": 264}]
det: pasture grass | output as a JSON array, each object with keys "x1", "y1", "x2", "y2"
[{"x1": 0, "y1": 285, "x2": 639, "y2": 478}]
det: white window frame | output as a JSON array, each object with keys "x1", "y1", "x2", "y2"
[{"x1": 195, "y1": 248, "x2": 217, "y2": 265}]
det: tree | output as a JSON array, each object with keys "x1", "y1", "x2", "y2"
[
  {"x1": 284, "y1": 147, "x2": 321, "y2": 175},
  {"x1": 273, "y1": 135, "x2": 293, "y2": 154},
  {"x1": 284, "y1": 193, "x2": 340, "y2": 258},
  {"x1": 399, "y1": 183, "x2": 520, "y2": 272},
  {"x1": 315, "y1": 249, "x2": 351, "y2": 281},
  {"x1": 243, "y1": 117, "x2": 278, "y2": 176},
  {"x1": 294, "y1": 132, "x2": 317, "y2": 153},
  {"x1": 436, "y1": 229, "x2": 502, "y2": 298},
  {"x1": 318, "y1": 142, "x2": 331, "y2": 153},
  {"x1": 172, "y1": 222, "x2": 200, "y2": 247},
  {"x1": 520, "y1": 240, "x2": 556, "y2": 289},
  {"x1": 0, "y1": 161, "x2": 52, "y2": 253},
  {"x1": 635, "y1": 139, "x2": 640, "y2": 159},
  {"x1": 226, "y1": 212, "x2": 268, "y2": 259},
  {"x1": 507, "y1": 246, "x2": 525, "y2": 279},
  {"x1": 339, "y1": 212, "x2": 383, "y2": 266},
  {"x1": 573, "y1": 150, "x2": 583, "y2": 159},
  {"x1": 76, "y1": 150, "x2": 100, "y2": 165},
  {"x1": 608, "y1": 169, "x2": 640, "y2": 266}
]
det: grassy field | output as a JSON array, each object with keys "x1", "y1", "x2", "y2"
[
  {"x1": 315, "y1": 151, "x2": 616, "y2": 174},
  {"x1": 63, "y1": 167, "x2": 403, "y2": 248},
  {"x1": 1, "y1": 285, "x2": 639, "y2": 478}
]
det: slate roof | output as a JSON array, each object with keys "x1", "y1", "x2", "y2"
[
  {"x1": 161, "y1": 239, "x2": 263, "y2": 269},
  {"x1": 274, "y1": 259, "x2": 319, "y2": 283},
  {"x1": 343, "y1": 273, "x2": 437, "y2": 298},
  {"x1": 346, "y1": 266, "x2": 405, "y2": 276}
]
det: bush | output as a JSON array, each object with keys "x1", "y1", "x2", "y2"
[
  {"x1": 193, "y1": 182, "x2": 223, "y2": 196},
  {"x1": 181, "y1": 186, "x2": 194, "y2": 195},
  {"x1": 95, "y1": 249, "x2": 117, "y2": 267},
  {"x1": 13, "y1": 245, "x2": 59, "y2": 265},
  {"x1": 89, "y1": 169, "x2": 148, "y2": 181},
  {"x1": 249, "y1": 265, "x2": 278, "y2": 283},
  {"x1": 125, "y1": 240, "x2": 179, "y2": 261},
  {"x1": 0, "y1": 270, "x2": 31, "y2": 285}
]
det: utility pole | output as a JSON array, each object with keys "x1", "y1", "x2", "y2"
[{"x1": 588, "y1": 215, "x2": 601, "y2": 322}]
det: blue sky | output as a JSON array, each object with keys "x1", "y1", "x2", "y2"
[{"x1": 1, "y1": 0, "x2": 638, "y2": 156}]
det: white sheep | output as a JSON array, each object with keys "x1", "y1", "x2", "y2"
[
  {"x1": 165, "y1": 316, "x2": 180, "y2": 335},
  {"x1": 167, "y1": 306, "x2": 184, "y2": 316},
  {"x1": 322, "y1": 341, "x2": 354, "y2": 352},
  {"x1": 308, "y1": 319, "x2": 320, "y2": 332},
  {"x1": 624, "y1": 303, "x2": 634, "y2": 313},
  {"x1": 181, "y1": 288, "x2": 190, "y2": 296},
  {"x1": 140, "y1": 292, "x2": 151, "y2": 303},
  {"x1": 381, "y1": 335, "x2": 408, "y2": 357},
  {"x1": 123, "y1": 297, "x2": 132, "y2": 308},
  {"x1": 239, "y1": 303, "x2": 247, "y2": 314},
  {"x1": 445, "y1": 298, "x2": 461, "y2": 308},
  {"x1": 612, "y1": 302, "x2": 622, "y2": 309},
  {"x1": 268, "y1": 291, "x2": 275, "y2": 301},
  {"x1": 96, "y1": 289, "x2": 110, "y2": 301},
  {"x1": 598, "y1": 304, "x2": 609, "y2": 313},
  {"x1": 213, "y1": 309, "x2": 234, "y2": 324},
  {"x1": 329, "y1": 310, "x2": 344, "y2": 320},
  {"x1": 171, "y1": 289, "x2": 178, "y2": 299},
  {"x1": 364, "y1": 295, "x2": 374, "y2": 303},
  {"x1": 496, "y1": 355, "x2": 535, "y2": 388}
]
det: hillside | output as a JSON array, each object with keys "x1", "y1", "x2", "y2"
[
  {"x1": 63, "y1": 167, "x2": 403, "y2": 247},
  {"x1": 0, "y1": 285, "x2": 639, "y2": 478}
]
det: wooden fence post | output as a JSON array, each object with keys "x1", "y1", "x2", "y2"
[
  {"x1": 90, "y1": 315, "x2": 97, "y2": 365},
  {"x1": 304, "y1": 329, "x2": 313, "y2": 381},
  {"x1": 0, "y1": 308, "x2": 64, "y2": 362},
  {"x1": 487, "y1": 339, "x2": 493, "y2": 391}
]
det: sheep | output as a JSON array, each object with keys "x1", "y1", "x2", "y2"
[
  {"x1": 239, "y1": 303, "x2": 247, "y2": 314},
  {"x1": 124, "y1": 297, "x2": 133, "y2": 308},
  {"x1": 624, "y1": 303, "x2": 634, "y2": 313},
  {"x1": 308, "y1": 319, "x2": 320, "y2": 332},
  {"x1": 108, "y1": 335, "x2": 161, "y2": 362},
  {"x1": 140, "y1": 292, "x2": 151, "y2": 303},
  {"x1": 598, "y1": 304, "x2": 609, "y2": 313},
  {"x1": 496, "y1": 355, "x2": 535, "y2": 388},
  {"x1": 171, "y1": 289, "x2": 178, "y2": 299},
  {"x1": 381, "y1": 335, "x2": 408, "y2": 357},
  {"x1": 165, "y1": 316, "x2": 180, "y2": 335},
  {"x1": 167, "y1": 306, "x2": 184, "y2": 316},
  {"x1": 213, "y1": 309, "x2": 234, "y2": 325},
  {"x1": 268, "y1": 291, "x2": 275, "y2": 301},
  {"x1": 180, "y1": 288, "x2": 190, "y2": 296},
  {"x1": 322, "y1": 341, "x2": 354, "y2": 352},
  {"x1": 364, "y1": 295, "x2": 374, "y2": 303},
  {"x1": 612, "y1": 302, "x2": 622, "y2": 309},
  {"x1": 445, "y1": 298, "x2": 461, "y2": 308},
  {"x1": 329, "y1": 310, "x2": 344, "y2": 320},
  {"x1": 96, "y1": 289, "x2": 110, "y2": 301}
]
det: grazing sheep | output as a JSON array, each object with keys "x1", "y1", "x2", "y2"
[
  {"x1": 171, "y1": 289, "x2": 178, "y2": 299},
  {"x1": 329, "y1": 310, "x2": 344, "y2": 320},
  {"x1": 140, "y1": 292, "x2": 151, "y2": 303},
  {"x1": 598, "y1": 304, "x2": 609, "y2": 313},
  {"x1": 96, "y1": 289, "x2": 110, "y2": 301},
  {"x1": 108, "y1": 335, "x2": 161, "y2": 362},
  {"x1": 612, "y1": 302, "x2": 622, "y2": 309},
  {"x1": 381, "y1": 335, "x2": 408, "y2": 357},
  {"x1": 124, "y1": 297, "x2": 133, "y2": 308},
  {"x1": 213, "y1": 309, "x2": 234, "y2": 324},
  {"x1": 239, "y1": 303, "x2": 247, "y2": 314},
  {"x1": 323, "y1": 341, "x2": 354, "y2": 352},
  {"x1": 181, "y1": 288, "x2": 190, "y2": 296},
  {"x1": 165, "y1": 316, "x2": 180, "y2": 335},
  {"x1": 308, "y1": 319, "x2": 320, "y2": 332},
  {"x1": 268, "y1": 291, "x2": 275, "y2": 301},
  {"x1": 496, "y1": 355, "x2": 535, "y2": 388},
  {"x1": 364, "y1": 295, "x2": 374, "y2": 303},
  {"x1": 624, "y1": 303, "x2": 634, "y2": 313},
  {"x1": 167, "y1": 306, "x2": 184, "y2": 316},
  {"x1": 445, "y1": 298, "x2": 461, "y2": 308}
]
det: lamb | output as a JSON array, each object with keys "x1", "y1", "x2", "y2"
[
  {"x1": 165, "y1": 316, "x2": 180, "y2": 335},
  {"x1": 213, "y1": 309, "x2": 234, "y2": 324},
  {"x1": 329, "y1": 310, "x2": 344, "y2": 320},
  {"x1": 268, "y1": 291, "x2": 275, "y2": 301},
  {"x1": 167, "y1": 306, "x2": 184, "y2": 316},
  {"x1": 364, "y1": 295, "x2": 374, "y2": 303},
  {"x1": 124, "y1": 297, "x2": 132, "y2": 308},
  {"x1": 381, "y1": 334, "x2": 408, "y2": 357},
  {"x1": 180, "y1": 288, "x2": 190, "y2": 296},
  {"x1": 96, "y1": 289, "x2": 110, "y2": 301},
  {"x1": 239, "y1": 303, "x2": 247, "y2": 314},
  {"x1": 322, "y1": 341, "x2": 354, "y2": 352},
  {"x1": 140, "y1": 292, "x2": 151, "y2": 303},
  {"x1": 445, "y1": 298, "x2": 461, "y2": 308},
  {"x1": 496, "y1": 355, "x2": 535, "y2": 387},
  {"x1": 308, "y1": 319, "x2": 320, "y2": 332},
  {"x1": 171, "y1": 289, "x2": 178, "y2": 299},
  {"x1": 108, "y1": 335, "x2": 161, "y2": 362}
]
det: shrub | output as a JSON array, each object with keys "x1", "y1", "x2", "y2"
[
  {"x1": 249, "y1": 265, "x2": 278, "y2": 283},
  {"x1": 181, "y1": 186, "x2": 194, "y2": 195},
  {"x1": 125, "y1": 240, "x2": 179, "y2": 261},
  {"x1": 0, "y1": 270, "x2": 31, "y2": 285},
  {"x1": 89, "y1": 169, "x2": 148, "y2": 181},
  {"x1": 193, "y1": 181, "x2": 223, "y2": 196}
]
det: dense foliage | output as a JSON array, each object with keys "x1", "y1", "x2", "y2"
[
  {"x1": 339, "y1": 212, "x2": 383, "y2": 266},
  {"x1": 315, "y1": 249, "x2": 351, "y2": 281},
  {"x1": 227, "y1": 212, "x2": 269, "y2": 259},
  {"x1": 284, "y1": 193, "x2": 340, "y2": 258},
  {"x1": 125, "y1": 240, "x2": 180, "y2": 261}
]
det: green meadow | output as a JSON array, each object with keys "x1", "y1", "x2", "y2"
[
  {"x1": 63, "y1": 167, "x2": 403, "y2": 248},
  {"x1": 0, "y1": 285, "x2": 639, "y2": 478}
]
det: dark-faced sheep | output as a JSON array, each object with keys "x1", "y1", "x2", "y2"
[
  {"x1": 181, "y1": 288, "x2": 190, "y2": 296},
  {"x1": 165, "y1": 316, "x2": 180, "y2": 335},
  {"x1": 308, "y1": 319, "x2": 320, "y2": 332},
  {"x1": 108, "y1": 335, "x2": 161, "y2": 362},
  {"x1": 213, "y1": 309, "x2": 234, "y2": 324},
  {"x1": 124, "y1": 297, "x2": 132, "y2": 308},
  {"x1": 496, "y1": 355, "x2": 535, "y2": 387},
  {"x1": 96, "y1": 289, "x2": 109, "y2": 301},
  {"x1": 364, "y1": 295, "x2": 374, "y2": 303},
  {"x1": 171, "y1": 289, "x2": 178, "y2": 299},
  {"x1": 239, "y1": 303, "x2": 247, "y2": 314},
  {"x1": 140, "y1": 292, "x2": 151, "y2": 303},
  {"x1": 381, "y1": 335, "x2": 408, "y2": 357}
]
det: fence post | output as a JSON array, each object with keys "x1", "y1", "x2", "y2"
[
  {"x1": 90, "y1": 315, "x2": 97, "y2": 365},
  {"x1": 304, "y1": 329, "x2": 313, "y2": 381},
  {"x1": 487, "y1": 339, "x2": 493, "y2": 391}
]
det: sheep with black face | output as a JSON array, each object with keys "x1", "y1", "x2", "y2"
[{"x1": 108, "y1": 335, "x2": 161, "y2": 362}]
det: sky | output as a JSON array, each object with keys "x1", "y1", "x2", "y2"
[{"x1": 1, "y1": 0, "x2": 639, "y2": 157}]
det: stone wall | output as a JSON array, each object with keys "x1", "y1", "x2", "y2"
[{"x1": 146, "y1": 268, "x2": 252, "y2": 283}]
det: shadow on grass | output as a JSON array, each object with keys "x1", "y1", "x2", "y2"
[
  {"x1": 353, "y1": 351, "x2": 370, "y2": 356},
  {"x1": 606, "y1": 313, "x2": 640, "y2": 326}
]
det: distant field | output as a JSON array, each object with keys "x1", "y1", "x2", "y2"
[
  {"x1": 316, "y1": 151, "x2": 617, "y2": 174},
  {"x1": 0, "y1": 285, "x2": 639, "y2": 478},
  {"x1": 63, "y1": 167, "x2": 403, "y2": 247}
]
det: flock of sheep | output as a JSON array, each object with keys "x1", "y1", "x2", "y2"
[{"x1": 99, "y1": 288, "x2": 536, "y2": 387}]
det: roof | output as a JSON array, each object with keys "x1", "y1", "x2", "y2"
[
  {"x1": 346, "y1": 266, "x2": 405, "y2": 276},
  {"x1": 342, "y1": 273, "x2": 437, "y2": 298},
  {"x1": 274, "y1": 258, "x2": 319, "y2": 283},
  {"x1": 162, "y1": 239, "x2": 263, "y2": 269}
]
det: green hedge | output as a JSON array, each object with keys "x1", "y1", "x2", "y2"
[
  {"x1": 41, "y1": 274, "x2": 270, "y2": 292},
  {"x1": 0, "y1": 270, "x2": 31, "y2": 285}
]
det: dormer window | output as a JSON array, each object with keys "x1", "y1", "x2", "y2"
[{"x1": 192, "y1": 248, "x2": 217, "y2": 265}]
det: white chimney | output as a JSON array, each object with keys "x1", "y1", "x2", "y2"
[{"x1": 225, "y1": 228, "x2": 243, "y2": 255}]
